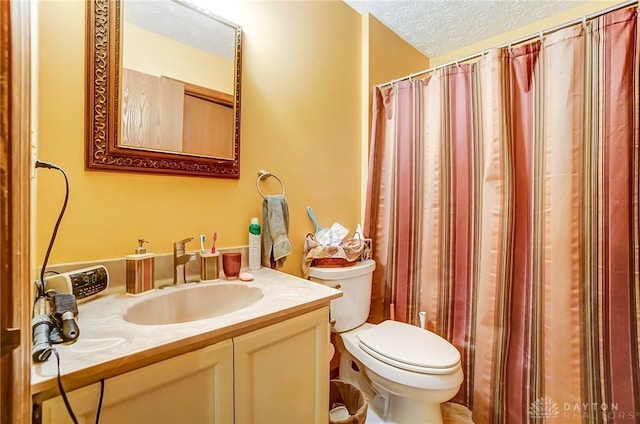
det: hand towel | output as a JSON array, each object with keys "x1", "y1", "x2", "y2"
[{"x1": 262, "y1": 195, "x2": 292, "y2": 269}]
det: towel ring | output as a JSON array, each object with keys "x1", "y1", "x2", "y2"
[{"x1": 256, "y1": 169, "x2": 285, "y2": 199}]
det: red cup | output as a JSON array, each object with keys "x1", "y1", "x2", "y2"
[{"x1": 222, "y1": 252, "x2": 242, "y2": 280}]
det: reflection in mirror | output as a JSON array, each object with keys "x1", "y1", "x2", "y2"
[
  {"x1": 121, "y1": 0, "x2": 236, "y2": 159},
  {"x1": 85, "y1": 0, "x2": 242, "y2": 178}
]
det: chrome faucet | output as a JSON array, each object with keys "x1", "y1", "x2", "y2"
[{"x1": 173, "y1": 238, "x2": 196, "y2": 285}]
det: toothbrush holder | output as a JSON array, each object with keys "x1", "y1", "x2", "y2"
[{"x1": 200, "y1": 251, "x2": 220, "y2": 282}]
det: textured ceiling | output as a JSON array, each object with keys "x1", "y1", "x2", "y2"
[
  {"x1": 124, "y1": 0, "x2": 236, "y2": 60},
  {"x1": 126, "y1": 0, "x2": 590, "y2": 62},
  {"x1": 344, "y1": 0, "x2": 588, "y2": 58}
]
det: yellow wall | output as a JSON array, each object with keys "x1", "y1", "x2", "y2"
[
  {"x1": 368, "y1": 14, "x2": 430, "y2": 87},
  {"x1": 430, "y1": 0, "x2": 629, "y2": 66},
  {"x1": 36, "y1": 0, "x2": 362, "y2": 277}
]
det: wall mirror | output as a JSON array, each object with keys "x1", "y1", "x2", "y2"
[{"x1": 86, "y1": 0, "x2": 242, "y2": 178}]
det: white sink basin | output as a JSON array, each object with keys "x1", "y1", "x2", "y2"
[{"x1": 123, "y1": 283, "x2": 263, "y2": 325}]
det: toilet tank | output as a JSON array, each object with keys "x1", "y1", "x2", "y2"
[{"x1": 308, "y1": 260, "x2": 376, "y2": 332}]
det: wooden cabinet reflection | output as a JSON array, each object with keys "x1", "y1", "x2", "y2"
[
  {"x1": 183, "y1": 86, "x2": 234, "y2": 159},
  {"x1": 121, "y1": 68, "x2": 234, "y2": 159}
]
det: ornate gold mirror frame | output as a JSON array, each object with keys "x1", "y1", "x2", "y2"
[{"x1": 85, "y1": 0, "x2": 242, "y2": 178}]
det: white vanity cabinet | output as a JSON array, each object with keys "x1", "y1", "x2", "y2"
[
  {"x1": 39, "y1": 307, "x2": 330, "y2": 424},
  {"x1": 41, "y1": 339, "x2": 234, "y2": 424},
  {"x1": 234, "y1": 306, "x2": 329, "y2": 424}
]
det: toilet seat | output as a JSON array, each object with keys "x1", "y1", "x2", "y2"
[
  {"x1": 357, "y1": 321, "x2": 460, "y2": 375},
  {"x1": 340, "y1": 323, "x2": 464, "y2": 391}
]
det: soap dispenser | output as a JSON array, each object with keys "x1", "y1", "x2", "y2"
[{"x1": 125, "y1": 238, "x2": 155, "y2": 296}]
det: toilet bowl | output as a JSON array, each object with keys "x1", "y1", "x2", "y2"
[
  {"x1": 339, "y1": 322, "x2": 463, "y2": 423},
  {"x1": 309, "y1": 260, "x2": 463, "y2": 424}
]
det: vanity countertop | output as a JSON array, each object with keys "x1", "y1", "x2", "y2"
[{"x1": 31, "y1": 268, "x2": 341, "y2": 399}]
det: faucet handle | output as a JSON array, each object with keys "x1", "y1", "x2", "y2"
[{"x1": 173, "y1": 237, "x2": 193, "y2": 251}]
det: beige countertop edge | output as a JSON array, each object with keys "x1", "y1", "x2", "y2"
[{"x1": 32, "y1": 295, "x2": 339, "y2": 401}]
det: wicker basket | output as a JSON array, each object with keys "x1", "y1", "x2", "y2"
[
  {"x1": 312, "y1": 257, "x2": 357, "y2": 268},
  {"x1": 329, "y1": 379, "x2": 367, "y2": 423}
]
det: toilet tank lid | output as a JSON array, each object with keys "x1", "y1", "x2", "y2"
[{"x1": 308, "y1": 260, "x2": 376, "y2": 280}]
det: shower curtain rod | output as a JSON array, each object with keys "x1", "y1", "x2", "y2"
[{"x1": 378, "y1": 0, "x2": 638, "y2": 88}]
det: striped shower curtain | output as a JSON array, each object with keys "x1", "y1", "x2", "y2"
[{"x1": 365, "y1": 7, "x2": 639, "y2": 424}]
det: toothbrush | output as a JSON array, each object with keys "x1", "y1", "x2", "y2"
[
  {"x1": 211, "y1": 232, "x2": 217, "y2": 253},
  {"x1": 200, "y1": 234, "x2": 206, "y2": 254}
]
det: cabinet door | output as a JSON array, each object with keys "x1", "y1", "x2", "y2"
[
  {"x1": 234, "y1": 307, "x2": 330, "y2": 424},
  {"x1": 41, "y1": 339, "x2": 233, "y2": 424}
]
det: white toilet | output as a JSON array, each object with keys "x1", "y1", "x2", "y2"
[{"x1": 309, "y1": 260, "x2": 463, "y2": 424}]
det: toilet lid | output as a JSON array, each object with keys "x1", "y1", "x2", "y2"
[{"x1": 357, "y1": 321, "x2": 460, "y2": 374}]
